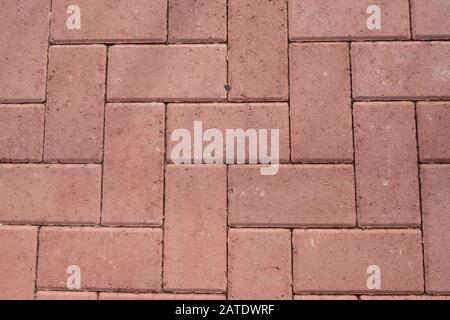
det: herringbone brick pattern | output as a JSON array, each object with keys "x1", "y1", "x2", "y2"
[{"x1": 1, "y1": 0, "x2": 450, "y2": 300}]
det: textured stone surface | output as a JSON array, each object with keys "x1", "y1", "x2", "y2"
[
  {"x1": 51, "y1": 0, "x2": 167, "y2": 43},
  {"x1": 38, "y1": 227, "x2": 162, "y2": 291},
  {"x1": 2, "y1": 1, "x2": 449, "y2": 300},
  {"x1": 166, "y1": 103, "x2": 290, "y2": 164},
  {"x1": 0, "y1": 0, "x2": 50, "y2": 102},
  {"x1": 0, "y1": 165, "x2": 101, "y2": 225},
  {"x1": 295, "y1": 295, "x2": 358, "y2": 300},
  {"x1": 44, "y1": 45, "x2": 106, "y2": 163},
  {"x1": 0, "y1": 226, "x2": 38, "y2": 300},
  {"x1": 36, "y1": 291, "x2": 98, "y2": 300},
  {"x1": 352, "y1": 42, "x2": 450, "y2": 100},
  {"x1": 421, "y1": 165, "x2": 450, "y2": 294},
  {"x1": 229, "y1": 165, "x2": 356, "y2": 227},
  {"x1": 169, "y1": 0, "x2": 226, "y2": 43},
  {"x1": 228, "y1": 0, "x2": 288, "y2": 101},
  {"x1": 290, "y1": 43, "x2": 353, "y2": 162},
  {"x1": 417, "y1": 102, "x2": 450, "y2": 163},
  {"x1": 102, "y1": 103, "x2": 165, "y2": 226},
  {"x1": 361, "y1": 295, "x2": 450, "y2": 300},
  {"x1": 100, "y1": 293, "x2": 225, "y2": 300},
  {"x1": 411, "y1": 0, "x2": 450, "y2": 39},
  {"x1": 289, "y1": 0, "x2": 410, "y2": 41},
  {"x1": 164, "y1": 165, "x2": 227, "y2": 293},
  {"x1": 108, "y1": 45, "x2": 227, "y2": 102},
  {"x1": 228, "y1": 229, "x2": 292, "y2": 300},
  {"x1": 0, "y1": 105, "x2": 45, "y2": 162},
  {"x1": 293, "y1": 230, "x2": 424, "y2": 294},
  {"x1": 354, "y1": 102, "x2": 420, "y2": 227}
]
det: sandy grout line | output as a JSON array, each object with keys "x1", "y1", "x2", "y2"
[
  {"x1": 34, "y1": 0, "x2": 53, "y2": 299},
  {"x1": 0, "y1": 223, "x2": 425, "y2": 231},
  {"x1": 99, "y1": 44, "x2": 109, "y2": 227},
  {"x1": 414, "y1": 101, "x2": 428, "y2": 294},
  {"x1": 161, "y1": 102, "x2": 168, "y2": 293},
  {"x1": 41, "y1": 0, "x2": 53, "y2": 163},
  {"x1": 286, "y1": 0, "x2": 295, "y2": 301},
  {"x1": 348, "y1": 41, "x2": 359, "y2": 228},
  {"x1": 33, "y1": 227, "x2": 42, "y2": 300}
]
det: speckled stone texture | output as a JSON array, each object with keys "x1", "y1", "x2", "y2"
[{"x1": 1, "y1": 0, "x2": 450, "y2": 301}]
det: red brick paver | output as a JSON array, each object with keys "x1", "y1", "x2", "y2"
[
  {"x1": 0, "y1": 165, "x2": 101, "y2": 225},
  {"x1": 228, "y1": 0, "x2": 288, "y2": 101},
  {"x1": 0, "y1": 0, "x2": 50, "y2": 103},
  {"x1": 37, "y1": 227, "x2": 162, "y2": 291},
  {"x1": 421, "y1": 165, "x2": 450, "y2": 294},
  {"x1": 290, "y1": 43, "x2": 353, "y2": 163},
  {"x1": 51, "y1": 0, "x2": 167, "y2": 43},
  {"x1": 36, "y1": 291, "x2": 98, "y2": 300},
  {"x1": 411, "y1": 0, "x2": 450, "y2": 39},
  {"x1": 293, "y1": 230, "x2": 424, "y2": 294},
  {"x1": 289, "y1": 0, "x2": 411, "y2": 41},
  {"x1": 0, "y1": 226, "x2": 38, "y2": 300},
  {"x1": 164, "y1": 165, "x2": 227, "y2": 293},
  {"x1": 228, "y1": 229, "x2": 292, "y2": 300},
  {"x1": 1, "y1": 0, "x2": 449, "y2": 301},
  {"x1": 361, "y1": 295, "x2": 450, "y2": 300},
  {"x1": 417, "y1": 102, "x2": 450, "y2": 163},
  {"x1": 108, "y1": 45, "x2": 227, "y2": 102},
  {"x1": 99, "y1": 293, "x2": 225, "y2": 300},
  {"x1": 295, "y1": 295, "x2": 358, "y2": 301},
  {"x1": 168, "y1": 0, "x2": 227, "y2": 43},
  {"x1": 354, "y1": 102, "x2": 420, "y2": 227},
  {"x1": 166, "y1": 103, "x2": 290, "y2": 163},
  {"x1": 352, "y1": 42, "x2": 450, "y2": 100},
  {"x1": 0, "y1": 105, "x2": 45, "y2": 162},
  {"x1": 102, "y1": 103, "x2": 165, "y2": 226},
  {"x1": 44, "y1": 45, "x2": 106, "y2": 163},
  {"x1": 229, "y1": 165, "x2": 355, "y2": 227}
]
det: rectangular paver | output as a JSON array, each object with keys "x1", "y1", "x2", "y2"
[
  {"x1": 361, "y1": 295, "x2": 450, "y2": 300},
  {"x1": 167, "y1": 103, "x2": 290, "y2": 164},
  {"x1": 228, "y1": 0, "x2": 288, "y2": 101},
  {"x1": 51, "y1": 0, "x2": 167, "y2": 43},
  {"x1": 0, "y1": 226, "x2": 38, "y2": 300},
  {"x1": 102, "y1": 103, "x2": 165, "y2": 226},
  {"x1": 352, "y1": 42, "x2": 450, "y2": 100},
  {"x1": 44, "y1": 45, "x2": 106, "y2": 163},
  {"x1": 293, "y1": 230, "x2": 424, "y2": 294},
  {"x1": 295, "y1": 295, "x2": 358, "y2": 300},
  {"x1": 290, "y1": 43, "x2": 353, "y2": 162},
  {"x1": 417, "y1": 102, "x2": 450, "y2": 163},
  {"x1": 0, "y1": 105, "x2": 45, "y2": 162},
  {"x1": 108, "y1": 45, "x2": 227, "y2": 102},
  {"x1": 0, "y1": 0, "x2": 50, "y2": 102},
  {"x1": 38, "y1": 227, "x2": 162, "y2": 291},
  {"x1": 228, "y1": 229, "x2": 292, "y2": 300},
  {"x1": 354, "y1": 102, "x2": 421, "y2": 227},
  {"x1": 411, "y1": 0, "x2": 450, "y2": 39},
  {"x1": 36, "y1": 291, "x2": 98, "y2": 300},
  {"x1": 421, "y1": 165, "x2": 450, "y2": 294},
  {"x1": 169, "y1": 0, "x2": 226, "y2": 43},
  {"x1": 100, "y1": 293, "x2": 225, "y2": 300},
  {"x1": 0, "y1": 165, "x2": 101, "y2": 225},
  {"x1": 164, "y1": 165, "x2": 227, "y2": 293},
  {"x1": 228, "y1": 165, "x2": 356, "y2": 227},
  {"x1": 289, "y1": 0, "x2": 410, "y2": 41}
]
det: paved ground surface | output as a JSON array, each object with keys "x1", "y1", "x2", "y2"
[{"x1": 1, "y1": 0, "x2": 450, "y2": 300}]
